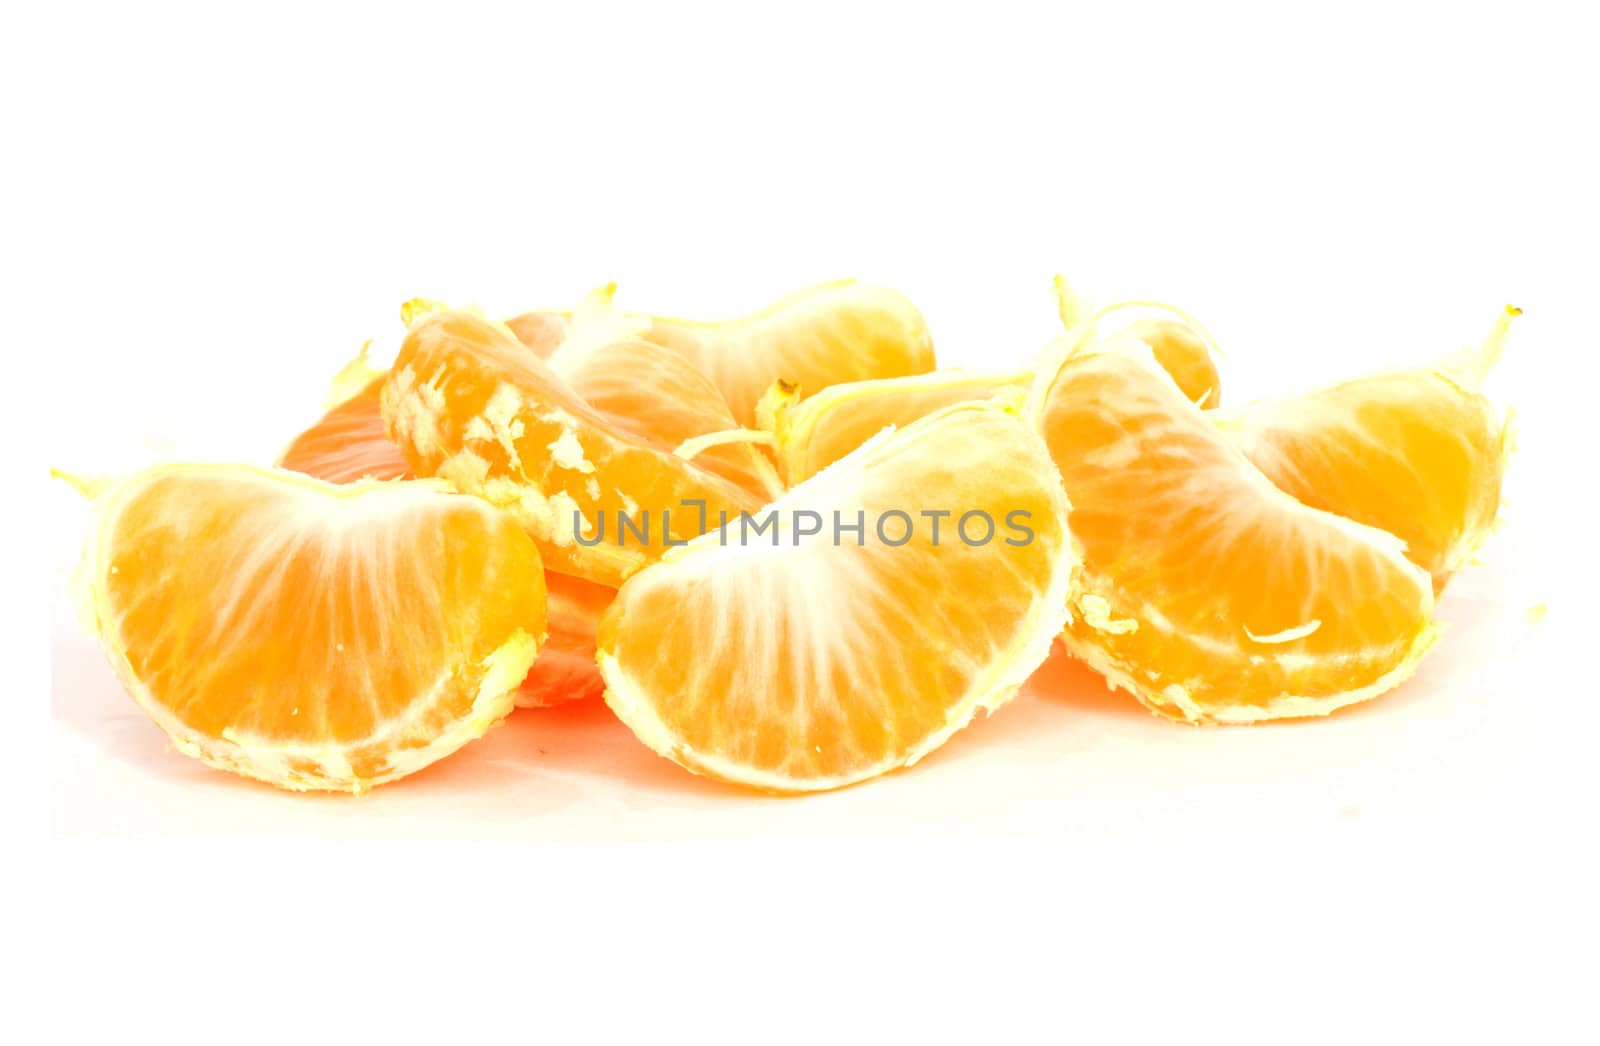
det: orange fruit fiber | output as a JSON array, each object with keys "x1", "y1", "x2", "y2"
[{"x1": 73, "y1": 465, "x2": 547, "y2": 792}]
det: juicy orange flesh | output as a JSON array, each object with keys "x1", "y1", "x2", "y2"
[
  {"x1": 600, "y1": 403, "x2": 1068, "y2": 784},
  {"x1": 775, "y1": 372, "x2": 1030, "y2": 484},
  {"x1": 1225, "y1": 370, "x2": 1506, "y2": 592},
  {"x1": 274, "y1": 389, "x2": 611, "y2": 706},
  {"x1": 101, "y1": 471, "x2": 545, "y2": 778},
  {"x1": 641, "y1": 283, "x2": 937, "y2": 427},
  {"x1": 382, "y1": 312, "x2": 763, "y2": 586},
  {"x1": 517, "y1": 571, "x2": 613, "y2": 707},
  {"x1": 271, "y1": 340, "x2": 655, "y2": 705},
  {"x1": 1036, "y1": 349, "x2": 1431, "y2": 716},
  {"x1": 561, "y1": 339, "x2": 778, "y2": 499},
  {"x1": 278, "y1": 377, "x2": 411, "y2": 483}
]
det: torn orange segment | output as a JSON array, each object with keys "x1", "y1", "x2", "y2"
[
  {"x1": 284, "y1": 306, "x2": 776, "y2": 501},
  {"x1": 597, "y1": 400, "x2": 1075, "y2": 792},
  {"x1": 73, "y1": 464, "x2": 546, "y2": 793},
  {"x1": 1030, "y1": 327, "x2": 1435, "y2": 724},
  {"x1": 381, "y1": 311, "x2": 763, "y2": 587},
  {"x1": 1218, "y1": 307, "x2": 1516, "y2": 593},
  {"x1": 761, "y1": 369, "x2": 1032, "y2": 485}
]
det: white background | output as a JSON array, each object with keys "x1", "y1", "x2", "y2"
[{"x1": 16, "y1": 0, "x2": 1598, "y2": 1040}]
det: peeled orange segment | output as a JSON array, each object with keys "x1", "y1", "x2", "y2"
[
  {"x1": 277, "y1": 376, "x2": 411, "y2": 483},
  {"x1": 73, "y1": 465, "x2": 546, "y2": 793},
  {"x1": 598, "y1": 401, "x2": 1075, "y2": 792},
  {"x1": 1030, "y1": 331, "x2": 1436, "y2": 724},
  {"x1": 761, "y1": 369, "x2": 1032, "y2": 485},
  {"x1": 1221, "y1": 373, "x2": 1509, "y2": 595},
  {"x1": 635, "y1": 280, "x2": 937, "y2": 427},
  {"x1": 1217, "y1": 308, "x2": 1517, "y2": 593},
  {"x1": 268, "y1": 329, "x2": 640, "y2": 707},
  {"x1": 1054, "y1": 280, "x2": 1223, "y2": 408},
  {"x1": 381, "y1": 311, "x2": 764, "y2": 588},
  {"x1": 1127, "y1": 317, "x2": 1221, "y2": 409},
  {"x1": 502, "y1": 287, "x2": 778, "y2": 498},
  {"x1": 560, "y1": 339, "x2": 782, "y2": 500},
  {"x1": 515, "y1": 571, "x2": 614, "y2": 708}
]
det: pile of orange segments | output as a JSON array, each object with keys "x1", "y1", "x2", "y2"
[{"x1": 62, "y1": 279, "x2": 1517, "y2": 794}]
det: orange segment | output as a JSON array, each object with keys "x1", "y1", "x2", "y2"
[
  {"x1": 514, "y1": 571, "x2": 613, "y2": 708},
  {"x1": 598, "y1": 401, "x2": 1075, "y2": 792},
  {"x1": 1030, "y1": 327, "x2": 1435, "y2": 723},
  {"x1": 1054, "y1": 280, "x2": 1222, "y2": 408},
  {"x1": 1218, "y1": 308, "x2": 1516, "y2": 593},
  {"x1": 381, "y1": 311, "x2": 764, "y2": 587},
  {"x1": 1133, "y1": 317, "x2": 1221, "y2": 408},
  {"x1": 276, "y1": 388, "x2": 609, "y2": 706},
  {"x1": 275, "y1": 325, "x2": 777, "y2": 497},
  {"x1": 277, "y1": 377, "x2": 410, "y2": 483},
  {"x1": 73, "y1": 465, "x2": 546, "y2": 793},
  {"x1": 560, "y1": 339, "x2": 782, "y2": 500},
  {"x1": 761, "y1": 369, "x2": 1032, "y2": 485},
  {"x1": 638, "y1": 280, "x2": 937, "y2": 426}
]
